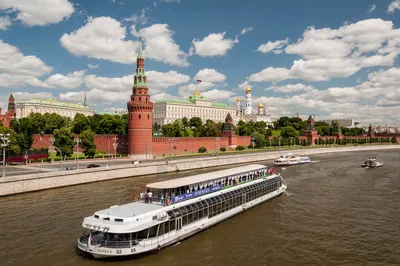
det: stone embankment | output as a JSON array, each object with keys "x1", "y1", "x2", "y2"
[{"x1": 1, "y1": 145, "x2": 399, "y2": 197}]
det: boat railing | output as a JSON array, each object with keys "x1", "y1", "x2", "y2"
[{"x1": 79, "y1": 235, "x2": 139, "y2": 249}]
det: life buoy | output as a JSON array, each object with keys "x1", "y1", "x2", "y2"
[{"x1": 167, "y1": 199, "x2": 171, "y2": 206}]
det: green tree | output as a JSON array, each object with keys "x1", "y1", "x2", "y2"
[
  {"x1": 72, "y1": 113, "x2": 90, "y2": 134},
  {"x1": 189, "y1": 117, "x2": 202, "y2": 128},
  {"x1": 0, "y1": 126, "x2": 20, "y2": 156},
  {"x1": 280, "y1": 126, "x2": 300, "y2": 139},
  {"x1": 79, "y1": 130, "x2": 96, "y2": 158},
  {"x1": 182, "y1": 117, "x2": 189, "y2": 128},
  {"x1": 43, "y1": 113, "x2": 69, "y2": 134},
  {"x1": 53, "y1": 127, "x2": 75, "y2": 158},
  {"x1": 251, "y1": 131, "x2": 266, "y2": 148},
  {"x1": 88, "y1": 114, "x2": 103, "y2": 134}
]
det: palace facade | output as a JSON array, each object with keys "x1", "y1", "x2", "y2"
[
  {"x1": 153, "y1": 89, "x2": 237, "y2": 126},
  {"x1": 15, "y1": 95, "x2": 95, "y2": 119}
]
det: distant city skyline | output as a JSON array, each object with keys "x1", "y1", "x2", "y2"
[{"x1": 1, "y1": 0, "x2": 400, "y2": 126}]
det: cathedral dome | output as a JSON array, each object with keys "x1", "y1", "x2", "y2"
[
  {"x1": 257, "y1": 103, "x2": 263, "y2": 109},
  {"x1": 236, "y1": 97, "x2": 242, "y2": 102},
  {"x1": 245, "y1": 87, "x2": 252, "y2": 94}
]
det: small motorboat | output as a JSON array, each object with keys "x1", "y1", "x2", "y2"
[{"x1": 361, "y1": 157, "x2": 383, "y2": 168}]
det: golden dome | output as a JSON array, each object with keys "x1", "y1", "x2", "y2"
[
  {"x1": 194, "y1": 87, "x2": 200, "y2": 96},
  {"x1": 236, "y1": 97, "x2": 242, "y2": 102},
  {"x1": 257, "y1": 102, "x2": 263, "y2": 109},
  {"x1": 245, "y1": 87, "x2": 252, "y2": 94}
]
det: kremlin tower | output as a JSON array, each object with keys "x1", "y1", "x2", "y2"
[{"x1": 127, "y1": 38, "x2": 154, "y2": 159}]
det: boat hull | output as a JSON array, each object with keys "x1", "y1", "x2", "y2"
[{"x1": 77, "y1": 185, "x2": 287, "y2": 259}]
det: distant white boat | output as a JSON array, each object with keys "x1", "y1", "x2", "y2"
[
  {"x1": 274, "y1": 154, "x2": 311, "y2": 166},
  {"x1": 361, "y1": 158, "x2": 383, "y2": 168}
]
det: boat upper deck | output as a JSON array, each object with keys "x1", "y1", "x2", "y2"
[
  {"x1": 95, "y1": 202, "x2": 163, "y2": 218},
  {"x1": 146, "y1": 164, "x2": 268, "y2": 189}
]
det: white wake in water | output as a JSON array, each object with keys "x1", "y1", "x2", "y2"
[
  {"x1": 284, "y1": 191, "x2": 293, "y2": 196},
  {"x1": 310, "y1": 160, "x2": 320, "y2": 163}
]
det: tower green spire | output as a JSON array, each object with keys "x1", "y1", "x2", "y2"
[
  {"x1": 134, "y1": 37, "x2": 147, "y2": 87},
  {"x1": 83, "y1": 91, "x2": 87, "y2": 107}
]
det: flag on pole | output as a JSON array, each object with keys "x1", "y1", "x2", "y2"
[{"x1": 196, "y1": 79, "x2": 202, "y2": 83}]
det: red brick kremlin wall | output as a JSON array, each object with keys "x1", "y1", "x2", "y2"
[{"x1": 31, "y1": 135, "x2": 251, "y2": 157}]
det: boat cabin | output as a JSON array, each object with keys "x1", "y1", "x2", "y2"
[{"x1": 140, "y1": 164, "x2": 274, "y2": 206}]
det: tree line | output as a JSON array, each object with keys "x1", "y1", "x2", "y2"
[{"x1": 6, "y1": 112, "x2": 128, "y2": 159}]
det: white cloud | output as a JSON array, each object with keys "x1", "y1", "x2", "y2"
[
  {"x1": 60, "y1": 17, "x2": 140, "y2": 64},
  {"x1": 201, "y1": 89, "x2": 236, "y2": 101},
  {"x1": 367, "y1": 4, "x2": 376, "y2": 13},
  {"x1": 131, "y1": 24, "x2": 188, "y2": 67},
  {"x1": 179, "y1": 68, "x2": 227, "y2": 97},
  {"x1": 151, "y1": 93, "x2": 179, "y2": 101},
  {"x1": 248, "y1": 67, "x2": 290, "y2": 82},
  {"x1": 190, "y1": 32, "x2": 239, "y2": 57},
  {"x1": 0, "y1": 0, "x2": 74, "y2": 26},
  {"x1": 87, "y1": 64, "x2": 99, "y2": 69},
  {"x1": 387, "y1": 0, "x2": 400, "y2": 13},
  {"x1": 0, "y1": 40, "x2": 52, "y2": 77},
  {"x1": 238, "y1": 81, "x2": 252, "y2": 90},
  {"x1": 160, "y1": 0, "x2": 182, "y2": 3},
  {"x1": 13, "y1": 92, "x2": 55, "y2": 101},
  {"x1": 289, "y1": 58, "x2": 360, "y2": 81},
  {"x1": 36, "y1": 70, "x2": 86, "y2": 89},
  {"x1": 85, "y1": 70, "x2": 189, "y2": 95},
  {"x1": 285, "y1": 38, "x2": 352, "y2": 59},
  {"x1": 0, "y1": 16, "x2": 11, "y2": 30},
  {"x1": 265, "y1": 83, "x2": 314, "y2": 93},
  {"x1": 240, "y1": 27, "x2": 253, "y2": 35},
  {"x1": 60, "y1": 89, "x2": 129, "y2": 106},
  {"x1": 193, "y1": 68, "x2": 226, "y2": 83},
  {"x1": 123, "y1": 8, "x2": 149, "y2": 25},
  {"x1": 257, "y1": 38, "x2": 289, "y2": 54}
]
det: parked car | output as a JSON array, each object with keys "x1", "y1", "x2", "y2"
[
  {"x1": 87, "y1": 163, "x2": 101, "y2": 168},
  {"x1": 132, "y1": 160, "x2": 141, "y2": 165}
]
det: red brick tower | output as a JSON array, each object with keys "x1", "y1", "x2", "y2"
[{"x1": 127, "y1": 38, "x2": 154, "y2": 159}]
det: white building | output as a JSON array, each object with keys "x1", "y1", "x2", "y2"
[
  {"x1": 236, "y1": 88, "x2": 274, "y2": 127},
  {"x1": 153, "y1": 89, "x2": 238, "y2": 126},
  {"x1": 15, "y1": 98, "x2": 95, "y2": 119}
]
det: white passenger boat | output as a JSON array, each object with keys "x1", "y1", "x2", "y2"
[
  {"x1": 77, "y1": 164, "x2": 286, "y2": 259},
  {"x1": 274, "y1": 154, "x2": 311, "y2": 166},
  {"x1": 361, "y1": 158, "x2": 383, "y2": 168}
]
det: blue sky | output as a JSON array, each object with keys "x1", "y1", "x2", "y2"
[{"x1": 1, "y1": 0, "x2": 400, "y2": 125}]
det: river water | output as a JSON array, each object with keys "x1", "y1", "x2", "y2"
[{"x1": 1, "y1": 149, "x2": 399, "y2": 266}]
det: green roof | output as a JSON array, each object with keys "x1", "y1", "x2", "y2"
[
  {"x1": 18, "y1": 98, "x2": 92, "y2": 110},
  {"x1": 155, "y1": 98, "x2": 234, "y2": 109}
]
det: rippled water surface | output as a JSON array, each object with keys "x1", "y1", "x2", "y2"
[{"x1": 1, "y1": 150, "x2": 400, "y2": 266}]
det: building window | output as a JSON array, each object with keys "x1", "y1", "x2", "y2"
[
  {"x1": 148, "y1": 114, "x2": 150, "y2": 119},
  {"x1": 139, "y1": 114, "x2": 141, "y2": 119}
]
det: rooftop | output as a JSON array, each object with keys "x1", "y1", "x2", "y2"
[
  {"x1": 147, "y1": 164, "x2": 267, "y2": 189},
  {"x1": 17, "y1": 98, "x2": 93, "y2": 110},
  {"x1": 95, "y1": 201, "x2": 163, "y2": 218}
]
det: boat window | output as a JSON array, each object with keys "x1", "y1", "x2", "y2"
[
  {"x1": 172, "y1": 209, "x2": 181, "y2": 217},
  {"x1": 114, "y1": 218, "x2": 123, "y2": 222},
  {"x1": 186, "y1": 204, "x2": 194, "y2": 213},
  {"x1": 196, "y1": 201, "x2": 204, "y2": 209},
  {"x1": 136, "y1": 228, "x2": 149, "y2": 239},
  {"x1": 148, "y1": 225, "x2": 158, "y2": 238},
  {"x1": 167, "y1": 210, "x2": 175, "y2": 218},
  {"x1": 103, "y1": 217, "x2": 110, "y2": 221},
  {"x1": 219, "y1": 193, "x2": 227, "y2": 201},
  {"x1": 210, "y1": 197, "x2": 218, "y2": 204},
  {"x1": 94, "y1": 215, "x2": 99, "y2": 219},
  {"x1": 179, "y1": 206, "x2": 188, "y2": 215},
  {"x1": 205, "y1": 198, "x2": 213, "y2": 205}
]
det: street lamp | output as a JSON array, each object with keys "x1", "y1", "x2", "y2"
[
  {"x1": 112, "y1": 136, "x2": 118, "y2": 161},
  {"x1": 216, "y1": 137, "x2": 220, "y2": 156},
  {"x1": 74, "y1": 138, "x2": 80, "y2": 170},
  {"x1": 0, "y1": 133, "x2": 10, "y2": 178},
  {"x1": 168, "y1": 138, "x2": 173, "y2": 161},
  {"x1": 251, "y1": 137, "x2": 255, "y2": 153},
  {"x1": 40, "y1": 136, "x2": 63, "y2": 171}
]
